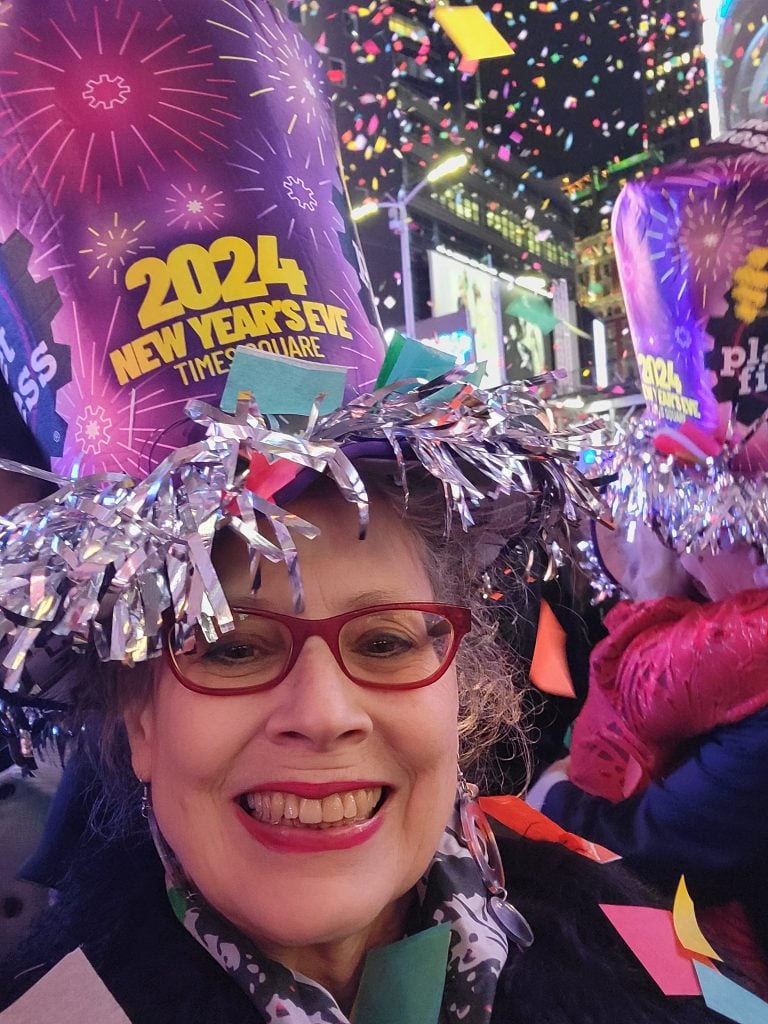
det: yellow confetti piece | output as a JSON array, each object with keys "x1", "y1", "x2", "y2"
[
  {"x1": 434, "y1": 6, "x2": 511, "y2": 61},
  {"x1": 672, "y1": 877, "x2": 722, "y2": 962}
]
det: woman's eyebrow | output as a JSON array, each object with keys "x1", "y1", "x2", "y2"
[
  {"x1": 344, "y1": 590, "x2": 411, "y2": 609},
  {"x1": 225, "y1": 590, "x2": 419, "y2": 613}
]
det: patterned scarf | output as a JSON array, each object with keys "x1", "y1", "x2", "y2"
[{"x1": 151, "y1": 798, "x2": 515, "y2": 1024}]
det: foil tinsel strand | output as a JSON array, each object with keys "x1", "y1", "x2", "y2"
[{"x1": 1, "y1": 368, "x2": 606, "y2": 703}]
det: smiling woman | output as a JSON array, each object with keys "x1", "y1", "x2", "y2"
[
  {"x1": 1, "y1": 463, "x2": 723, "y2": 1024},
  {"x1": 0, "y1": 1, "x2": 727, "y2": 1019},
  {"x1": 128, "y1": 487, "x2": 462, "y2": 983}
]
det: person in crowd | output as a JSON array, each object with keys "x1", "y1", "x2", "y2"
[
  {"x1": 530, "y1": 127, "x2": 768, "y2": 996},
  {"x1": 0, "y1": 4, "x2": 734, "y2": 1017},
  {"x1": 527, "y1": 521, "x2": 768, "y2": 995}
]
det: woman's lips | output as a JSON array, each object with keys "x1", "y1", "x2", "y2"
[{"x1": 234, "y1": 784, "x2": 389, "y2": 852}]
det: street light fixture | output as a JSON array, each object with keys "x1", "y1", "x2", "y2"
[
  {"x1": 350, "y1": 152, "x2": 470, "y2": 337},
  {"x1": 350, "y1": 202, "x2": 379, "y2": 222},
  {"x1": 425, "y1": 152, "x2": 469, "y2": 184}
]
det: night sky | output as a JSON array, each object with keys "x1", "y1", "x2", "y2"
[
  {"x1": 297, "y1": 0, "x2": 705, "y2": 192},
  {"x1": 477, "y1": 0, "x2": 646, "y2": 177}
]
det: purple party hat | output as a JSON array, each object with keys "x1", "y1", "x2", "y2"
[
  {"x1": 600, "y1": 121, "x2": 768, "y2": 558},
  {"x1": 0, "y1": 0, "x2": 385, "y2": 477}
]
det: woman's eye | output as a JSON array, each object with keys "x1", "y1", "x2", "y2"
[
  {"x1": 205, "y1": 643, "x2": 256, "y2": 663},
  {"x1": 216, "y1": 643, "x2": 255, "y2": 661},
  {"x1": 204, "y1": 637, "x2": 278, "y2": 663},
  {"x1": 355, "y1": 632, "x2": 415, "y2": 657}
]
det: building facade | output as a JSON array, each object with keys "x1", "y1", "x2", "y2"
[
  {"x1": 637, "y1": 0, "x2": 711, "y2": 159},
  {"x1": 563, "y1": 1, "x2": 711, "y2": 388},
  {"x1": 283, "y1": 0, "x2": 579, "y2": 384},
  {"x1": 702, "y1": 0, "x2": 768, "y2": 136}
]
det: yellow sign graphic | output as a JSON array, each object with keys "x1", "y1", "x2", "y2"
[{"x1": 110, "y1": 233, "x2": 352, "y2": 387}]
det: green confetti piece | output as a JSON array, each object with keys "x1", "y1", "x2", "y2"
[{"x1": 168, "y1": 887, "x2": 188, "y2": 923}]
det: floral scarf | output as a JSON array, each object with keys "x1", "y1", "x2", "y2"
[{"x1": 151, "y1": 799, "x2": 522, "y2": 1024}]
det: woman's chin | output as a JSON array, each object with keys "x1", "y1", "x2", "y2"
[
  {"x1": 222, "y1": 889, "x2": 400, "y2": 953},
  {"x1": 201, "y1": 817, "x2": 418, "y2": 954}
]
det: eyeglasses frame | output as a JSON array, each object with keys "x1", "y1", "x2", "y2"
[{"x1": 166, "y1": 602, "x2": 472, "y2": 696}]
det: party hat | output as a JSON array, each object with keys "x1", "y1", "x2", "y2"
[
  {"x1": 603, "y1": 121, "x2": 768, "y2": 558},
  {"x1": 0, "y1": 0, "x2": 385, "y2": 477},
  {"x1": 613, "y1": 120, "x2": 768, "y2": 472},
  {"x1": 0, "y1": 2, "x2": 607, "y2": 715}
]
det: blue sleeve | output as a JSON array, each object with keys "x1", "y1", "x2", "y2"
[{"x1": 541, "y1": 707, "x2": 768, "y2": 896}]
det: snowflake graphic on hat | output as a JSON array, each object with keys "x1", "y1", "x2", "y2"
[
  {"x1": 283, "y1": 176, "x2": 317, "y2": 211},
  {"x1": 75, "y1": 404, "x2": 113, "y2": 455}
]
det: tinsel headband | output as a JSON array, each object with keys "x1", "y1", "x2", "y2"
[
  {"x1": 576, "y1": 417, "x2": 768, "y2": 602},
  {"x1": 0, "y1": 359, "x2": 606, "y2": 703}
]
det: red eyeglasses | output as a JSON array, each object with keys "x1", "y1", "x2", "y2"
[{"x1": 167, "y1": 603, "x2": 472, "y2": 696}]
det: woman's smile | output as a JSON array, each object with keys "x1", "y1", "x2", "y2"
[
  {"x1": 234, "y1": 788, "x2": 390, "y2": 853},
  {"x1": 238, "y1": 784, "x2": 387, "y2": 827},
  {"x1": 233, "y1": 780, "x2": 393, "y2": 851}
]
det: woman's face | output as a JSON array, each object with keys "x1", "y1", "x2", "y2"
[
  {"x1": 595, "y1": 521, "x2": 690, "y2": 601},
  {"x1": 126, "y1": 489, "x2": 459, "y2": 953},
  {"x1": 680, "y1": 542, "x2": 766, "y2": 601}
]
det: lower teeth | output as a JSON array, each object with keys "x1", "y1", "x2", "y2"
[{"x1": 247, "y1": 811, "x2": 370, "y2": 828}]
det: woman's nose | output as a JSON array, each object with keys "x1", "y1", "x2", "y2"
[{"x1": 264, "y1": 637, "x2": 373, "y2": 749}]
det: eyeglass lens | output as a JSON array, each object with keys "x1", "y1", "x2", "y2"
[{"x1": 174, "y1": 608, "x2": 456, "y2": 690}]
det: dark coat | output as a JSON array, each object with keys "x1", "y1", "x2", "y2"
[
  {"x1": 0, "y1": 827, "x2": 724, "y2": 1023},
  {"x1": 543, "y1": 705, "x2": 768, "y2": 959}
]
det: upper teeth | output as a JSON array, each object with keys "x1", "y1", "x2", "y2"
[{"x1": 244, "y1": 787, "x2": 382, "y2": 827}]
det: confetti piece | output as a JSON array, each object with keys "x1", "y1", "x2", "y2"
[
  {"x1": 694, "y1": 963, "x2": 768, "y2": 1024},
  {"x1": 434, "y1": 5, "x2": 512, "y2": 61},
  {"x1": 672, "y1": 878, "x2": 722, "y2": 962},
  {"x1": 599, "y1": 906, "x2": 703, "y2": 996}
]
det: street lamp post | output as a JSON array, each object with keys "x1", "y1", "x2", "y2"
[
  {"x1": 351, "y1": 153, "x2": 469, "y2": 339},
  {"x1": 392, "y1": 197, "x2": 416, "y2": 338}
]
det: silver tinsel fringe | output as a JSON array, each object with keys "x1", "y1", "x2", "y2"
[
  {"x1": 577, "y1": 419, "x2": 768, "y2": 601},
  {"x1": 576, "y1": 534, "x2": 624, "y2": 604},
  {"x1": 0, "y1": 367, "x2": 606, "y2": 699}
]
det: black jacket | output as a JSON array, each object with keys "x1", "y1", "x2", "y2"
[{"x1": 0, "y1": 826, "x2": 725, "y2": 1023}]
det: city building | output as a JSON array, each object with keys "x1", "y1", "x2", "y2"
[
  {"x1": 574, "y1": 230, "x2": 635, "y2": 389},
  {"x1": 637, "y1": 0, "x2": 711, "y2": 159},
  {"x1": 701, "y1": 0, "x2": 768, "y2": 136},
  {"x1": 282, "y1": 0, "x2": 580, "y2": 386},
  {"x1": 562, "y1": 1, "x2": 711, "y2": 388}
]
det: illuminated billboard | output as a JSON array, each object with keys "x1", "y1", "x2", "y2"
[
  {"x1": 428, "y1": 249, "x2": 505, "y2": 386},
  {"x1": 413, "y1": 311, "x2": 475, "y2": 366}
]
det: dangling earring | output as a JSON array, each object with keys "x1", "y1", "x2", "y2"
[
  {"x1": 139, "y1": 781, "x2": 151, "y2": 820},
  {"x1": 457, "y1": 770, "x2": 534, "y2": 949}
]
